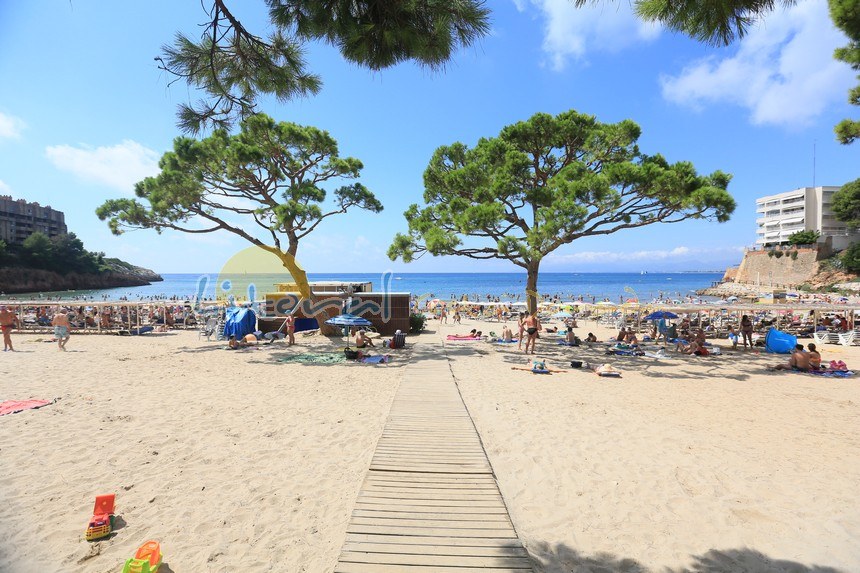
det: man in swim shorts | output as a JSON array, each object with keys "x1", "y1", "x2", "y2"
[
  {"x1": 51, "y1": 309, "x2": 72, "y2": 351},
  {"x1": 0, "y1": 305, "x2": 18, "y2": 351},
  {"x1": 523, "y1": 311, "x2": 541, "y2": 354}
]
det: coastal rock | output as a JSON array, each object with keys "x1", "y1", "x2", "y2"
[
  {"x1": 0, "y1": 267, "x2": 162, "y2": 295},
  {"x1": 100, "y1": 258, "x2": 163, "y2": 282}
]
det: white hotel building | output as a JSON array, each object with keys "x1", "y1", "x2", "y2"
[{"x1": 755, "y1": 186, "x2": 858, "y2": 251}]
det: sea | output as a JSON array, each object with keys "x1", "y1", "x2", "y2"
[{"x1": 4, "y1": 272, "x2": 724, "y2": 303}]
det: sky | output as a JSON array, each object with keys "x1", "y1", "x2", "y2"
[{"x1": 0, "y1": 0, "x2": 857, "y2": 274}]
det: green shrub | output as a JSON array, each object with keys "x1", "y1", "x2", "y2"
[
  {"x1": 842, "y1": 243, "x2": 860, "y2": 272},
  {"x1": 409, "y1": 312, "x2": 427, "y2": 333},
  {"x1": 790, "y1": 250, "x2": 798, "y2": 260},
  {"x1": 774, "y1": 250, "x2": 784, "y2": 258},
  {"x1": 787, "y1": 230, "x2": 820, "y2": 245},
  {"x1": 767, "y1": 250, "x2": 775, "y2": 257}
]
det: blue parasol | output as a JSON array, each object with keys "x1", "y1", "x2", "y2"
[
  {"x1": 644, "y1": 310, "x2": 679, "y2": 321},
  {"x1": 325, "y1": 313, "x2": 372, "y2": 327},
  {"x1": 325, "y1": 313, "x2": 372, "y2": 349}
]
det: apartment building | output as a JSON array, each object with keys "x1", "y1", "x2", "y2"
[
  {"x1": 0, "y1": 196, "x2": 67, "y2": 246},
  {"x1": 755, "y1": 186, "x2": 858, "y2": 251}
]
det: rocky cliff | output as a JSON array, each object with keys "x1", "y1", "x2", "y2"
[{"x1": 0, "y1": 265, "x2": 162, "y2": 295}]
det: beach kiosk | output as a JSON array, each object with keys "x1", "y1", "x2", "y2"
[{"x1": 261, "y1": 281, "x2": 411, "y2": 335}]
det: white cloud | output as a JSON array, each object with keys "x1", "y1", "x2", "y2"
[
  {"x1": 545, "y1": 245, "x2": 743, "y2": 264},
  {"x1": 513, "y1": 0, "x2": 660, "y2": 70},
  {"x1": 0, "y1": 180, "x2": 11, "y2": 194},
  {"x1": 45, "y1": 139, "x2": 160, "y2": 193},
  {"x1": 0, "y1": 112, "x2": 26, "y2": 139},
  {"x1": 660, "y1": 0, "x2": 854, "y2": 127}
]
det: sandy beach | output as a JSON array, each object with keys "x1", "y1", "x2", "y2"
[{"x1": 1, "y1": 319, "x2": 859, "y2": 572}]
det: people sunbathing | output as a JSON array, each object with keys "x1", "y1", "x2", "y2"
[
  {"x1": 771, "y1": 344, "x2": 812, "y2": 371},
  {"x1": 501, "y1": 325, "x2": 514, "y2": 342}
]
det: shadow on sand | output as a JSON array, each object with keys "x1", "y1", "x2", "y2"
[{"x1": 527, "y1": 541, "x2": 847, "y2": 573}]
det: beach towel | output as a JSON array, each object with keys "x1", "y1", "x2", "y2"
[
  {"x1": 278, "y1": 353, "x2": 346, "y2": 364},
  {"x1": 360, "y1": 355, "x2": 389, "y2": 364},
  {"x1": 0, "y1": 399, "x2": 53, "y2": 416},
  {"x1": 446, "y1": 335, "x2": 481, "y2": 341},
  {"x1": 807, "y1": 369, "x2": 855, "y2": 378},
  {"x1": 130, "y1": 326, "x2": 154, "y2": 336},
  {"x1": 643, "y1": 350, "x2": 672, "y2": 360}
]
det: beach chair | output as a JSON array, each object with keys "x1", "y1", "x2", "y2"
[
  {"x1": 813, "y1": 331, "x2": 833, "y2": 346},
  {"x1": 838, "y1": 330, "x2": 855, "y2": 347},
  {"x1": 198, "y1": 317, "x2": 218, "y2": 341}
]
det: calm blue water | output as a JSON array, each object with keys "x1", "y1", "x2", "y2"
[{"x1": 6, "y1": 272, "x2": 723, "y2": 303}]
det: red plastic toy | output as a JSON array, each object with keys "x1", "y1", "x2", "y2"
[{"x1": 85, "y1": 494, "x2": 115, "y2": 541}]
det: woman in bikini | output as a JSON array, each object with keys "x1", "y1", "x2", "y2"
[{"x1": 740, "y1": 315, "x2": 754, "y2": 349}]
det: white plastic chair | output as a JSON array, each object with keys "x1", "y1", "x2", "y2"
[
  {"x1": 813, "y1": 331, "x2": 832, "y2": 346},
  {"x1": 838, "y1": 331, "x2": 855, "y2": 347},
  {"x1": 198, "y1": 317, "x2": 218, "y2": 341}
]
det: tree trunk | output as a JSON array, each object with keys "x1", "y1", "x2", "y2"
[{"x1": 525, "y1": 261, "x2": 540, "y2": 315}]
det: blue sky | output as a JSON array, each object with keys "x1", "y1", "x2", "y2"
[{"x1": 0, "y1": 0, "x2": 857, "y2": 274}]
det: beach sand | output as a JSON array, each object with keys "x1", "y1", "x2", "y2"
[
  {"x1": 447, "y1": 319, "x2": 860, "y2": 572},
  {"x1": 1, "y1": 319, "x2": 858, "y2": 572},
  {"x1": 0, "y1": 330, "x2": 403, "y2": 573}
]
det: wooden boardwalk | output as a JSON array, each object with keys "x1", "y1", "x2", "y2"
[{"x1": 335, "y1": 354, "x2": 533, "y2": 572}]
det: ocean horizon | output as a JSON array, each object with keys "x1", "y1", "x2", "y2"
[{"x1": 4, "y1": 271, "x2": 725, "y2": 302}]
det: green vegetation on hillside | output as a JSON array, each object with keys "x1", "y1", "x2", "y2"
[{"x1": 1, "y1": 232, "x2": 107, "y2": 274}]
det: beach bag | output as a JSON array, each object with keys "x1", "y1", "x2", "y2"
[
  {"x1": 570, "y1": 360, "x2": 583, "y2": 368},
  {"x1": 344, "y1": 348, "x2": 360, "y2": 360}
]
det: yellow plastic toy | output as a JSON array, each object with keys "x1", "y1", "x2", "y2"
[
  {"x1": 122, "y1": 540, "x2": 162, "y2": 573},
  {"x1": 85, "y1": 494, "x2": 115, "y2": 541}
]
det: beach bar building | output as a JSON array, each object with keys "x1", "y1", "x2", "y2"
[
  {"x1": 755, "y1": 186, "x2": 858, "y2": 250},
  {"x1": 262, "y1": 281, "x2": 411, "y2": 335}
]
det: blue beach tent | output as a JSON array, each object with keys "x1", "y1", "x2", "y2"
[
  {"x1": 764, "y1": 328, "x2": 797, "y2": 354},
  {"x1": 222, "y1": 307, "x2": 257, "y2": 340}
]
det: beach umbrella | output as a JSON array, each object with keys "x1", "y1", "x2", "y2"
[
  {"x1": 727, "y1": 296, "x2": 739, "y2": 302},
  {"x1": 552, "y1": 311, "x2": 573, "y2": 319},
  {"x1": 595, "y1": 301, "x2": 616, "y2": 307},
  {"x1": 325, "y1": 313, "x2": 372, "y2": 348},
  {"x1": 644, "y1": 310, "x2": 679, "y2": 320}
]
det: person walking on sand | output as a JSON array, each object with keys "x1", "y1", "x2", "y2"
[
  {"x1": 52, "y1": 309, "x2": 72, "y2": 351},
  {"x1": 740, "y1": 315, "x2": 754, "y2": 349},
  {"x1": 0, "y1": 305, "x2": 18, "y2": 351},
  {"x1": 523, "y1": 311, "x2": 541, "y2": 354},
  {"x1": 440, "y1": 304, "x2": 448, "y2": 323}
]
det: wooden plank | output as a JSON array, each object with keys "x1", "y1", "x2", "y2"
[
  {"x1": 354, "y1": 504, "x2": 508, "y2": 515},
  {"x1": 341, "y1": 541, "x2": 528, "y2": 557},
  {"x1": 361, "y1": 487, "x2": 501, "y2": 496},
  {"x1": 335, "y1": 562, "x2": 531, "y2": 572},
  {"x1": 355, "y1": 491, "x2": 502, "y2": 501},
  {"x1": 353, "y1": 509, "x2": 510, "y2": 521},
  {"x1": 347, "y1": 525, "x2": 517, "y2": 538},
  {"x1": 344, "y1": 533, "x2": 524, "y2": 547},
  {"x1": 364, "y1": 475, "x2": 497, "y2": 484},
  {"x1": 355, "y1": 499, "x2": 505, "y2": 509},
  {"x1": 363, "y1": 482, "x2": 498, "y2": 490},
  {"x1": 338, "y1": 551, "x2": 532, "y2": 568},
  {"x1": 350, "y1": 517, "x2": 514, "y2": 530}
]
